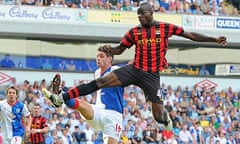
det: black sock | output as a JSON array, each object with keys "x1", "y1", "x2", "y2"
[{"x1": 63, "y1": 80, "x2": 99, "y2": 101}]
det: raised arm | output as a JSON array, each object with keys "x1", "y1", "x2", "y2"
[
  {"x1": 99, "y1": 44, "x2": 128, "y2": 55},
  {"x1": 181, "y1": 31, "x2": 227, "y2": 46}
]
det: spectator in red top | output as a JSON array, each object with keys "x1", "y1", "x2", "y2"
[
  {"x1": 162, "y1": 129, "x2": 174, "y2": 140},
  {"x1": 45, "y1": 2, "x2": 227, "y2": 129}
]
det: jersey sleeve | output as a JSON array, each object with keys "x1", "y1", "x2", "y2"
[
  {"x1": 22, "y1": 103, "x2": 31, "y2": 118},
  {"x1": 172, "y1": 24, "x2": 184, "y2": 36},
  {"x1": 167, "y1": 23, "x2": 184, "y2": 37},
  {"x1": 120, "y1": 28, "x2": 135, "y2": 48}
]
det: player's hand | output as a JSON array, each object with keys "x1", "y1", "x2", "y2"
[
  {"x1": 31, "y1": 128, "x2": 40, "y2": 134},
  {"x1": 216, "y1": 36, "x2": 227, "y2": 46}
]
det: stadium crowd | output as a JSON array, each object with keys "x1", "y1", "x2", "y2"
[
  {"x1": 0, "y1": 77, "x2": 239, "y2": 144},
  {"x1": 0, "y1": 0, "x2": 239, "y2": 16}
]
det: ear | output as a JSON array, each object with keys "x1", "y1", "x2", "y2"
[{"x1": 108, "y1": 56, "x2": 113, "y2": 63}]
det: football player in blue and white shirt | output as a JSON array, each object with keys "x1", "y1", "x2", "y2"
[
  {"x1": 43, "y1": 47, "x2": 124, "y2": 144},
  {"x1": 0, "y1": 86, "x2": 31, "y2": 144}
]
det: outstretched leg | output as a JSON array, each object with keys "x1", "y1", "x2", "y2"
[
  {"x1": 62, "y1": 72, "x2": 121, "y2": 101},
  {"x1": 43, "y1": 73, "x2": 122, "y2": 107}
]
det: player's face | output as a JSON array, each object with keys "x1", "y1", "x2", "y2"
[
  {"x1": 7, "y1": 88, "x2": 18, "y2": 104},
  {"x1": 138, "y1": 11, "x2": 151, "y2": 26},
  {"x1": 137, "y1": 5, "x2": 153, "y2": 26},
  {"x1": 33, "y1": 106, "x2": 41, "y2": 116},
  {"x1": 96, "y1": 51, "x2": 111, "y2": 68}
]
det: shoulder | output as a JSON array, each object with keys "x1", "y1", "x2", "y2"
[
  {"x1": 94, "y1": 68, "x2": 101, "y2": 75},
  {"x1": 111, "y1": 65, "x2": 120, "y2": 71},
  {"x1": 0, "y1": 100, "x2": 5, "y2": 104},
  {"x1": 14, "y1": 101, "x2": 25, "y2": 108}
]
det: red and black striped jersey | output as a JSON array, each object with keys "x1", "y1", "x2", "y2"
[
  {"x1": 121, "y1": 21, "x2": 184, "y2": 72},
  {"x1": 30, "y1": 116, "x2": 47, "y2": 143}
]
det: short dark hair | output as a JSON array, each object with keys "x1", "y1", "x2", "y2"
[
  {"x1": 98, "y1": 46, "x2": 114, "y2": 59},
  {"x1": 6, "y1": 86, "x2": 18, "y2": 95},
  {"x1": 138, "y1": 2, "x2": 153, "y2": 13},
  {"x1": 34, "y1": 103, "x2": 41, "y2": 107}
]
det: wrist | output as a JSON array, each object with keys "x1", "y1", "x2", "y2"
[{"x1": 37, "y1": 129, "x2": 41, "y2": 133}]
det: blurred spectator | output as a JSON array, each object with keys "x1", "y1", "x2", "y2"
[
  {"x1": 59, "y1": 60, "x2": 68, "y2": 70},
  {"x1": 56, "y1": 137, "x2": 64, "y2": 144},
  {"x1": 41, "y1": 59, "x2": 53, "y2": 70},
  {"x1": 200, "y1": 0, "x2": 211, "y2": 14},
  {"x1": 62, "y1": 126, "x2": 73, "y2": 144},
  {"x1": 121, "y1": 0, "x2": 132, "y2": 11},
  {"x1": 67, "y1": 60, "x2": 76, "y2": 71},
  {"x1": 143, "y1": 124, "x2": 155, "y2": 143},
  {"x1": 162, "y1": 129, "x2": 174, "y2": 142},
  {"x1": 0, "y1": 127, "x2": 2, "y2": 144},
  {"x1": 231, "y1": 0, "x2": 240, "y2": 10},
  {"x1": 206, "y1": 130, "x2": 217, "y2": 144},
  {"x1": 1, "y1": 0, "x2": 17, "y2": 5},
  {"x1": 0, "y1": 54, "x2": 15, "y2": 68},
  {"x1": 83, "y1": 123, "x2": 94, "y2": 142},
  {"x1": 179, "y1": 124, "x2": 193, "y2": 143},
  {"x1": 140, "y1": 103, "x2": 152, "y2": 119},
  {"x1": 61, "y1": 80, "x2": 69, "y2": 93},
  {"x1": 120, "y1": 130, "x2": 130, "y2": 143},
  {"x1": 199, "y1": 65, "x2": 210, "y2": 76},
  {"x1": 159, "y1": 0, "x2": 169, "y2": 11},
  {"x1": 230, "y1": 7, "x2": 239, "y2": 16},
  {"x1": 216, "y1": 130, "x2": 227, "y2": 144},
  {"x1": 45, "y1": 131, "x2": 54, "y2": 144}
]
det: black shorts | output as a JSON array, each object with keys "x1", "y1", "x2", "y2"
[{"x1": 113, "y1": 64, "x2": 161, "y2": 103}]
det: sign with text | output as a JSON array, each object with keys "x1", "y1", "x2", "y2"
[
  {"x1": 182, "y1": 15, "x2": 215, "y2": 29},
  {"x1": 215, "y1": 64, "x2": 240, "y2": 75},
  {"x1": 0, "y1": 5, "x2": 87, "y2": 24},
  {"x1": 216, "y1": 18, "x2": 240, "y2": 29}
]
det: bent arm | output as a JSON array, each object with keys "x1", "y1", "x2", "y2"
[
  {"x1": 100, "y1": 44, "x2": 128, "y2": 55},
  {"x1": 181, "y1": 31, "x2": 227, "y2": 45},
  {"x1": 181, "y1": 32, "x2": 216, "y2": 42}
]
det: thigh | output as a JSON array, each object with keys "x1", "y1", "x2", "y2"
[
  {"x1": 76, "y1": 99, "x2": 94, "y2": 120},
  {"x1": 11, "y1": 136, "x2": 22, "y2": 144},
  {"x1": 87, "y1": 107, "x2": 122, "y2": 142},
  {"x1": 103, "y1": 110, "x2": 122, "y2": 142},
  {"x1": 139, "y1": 71, "x2": 161, "y2": 103},
  {"x1": 113, "y1": 64, "x2": 138, "y2": 87}
]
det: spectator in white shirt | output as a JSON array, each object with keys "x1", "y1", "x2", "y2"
[{"x1": 179, "y1": 124, "x2": 193, "y2": 143}]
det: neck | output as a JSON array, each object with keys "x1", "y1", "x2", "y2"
[
  {"x1": 7, "y1": 100, "x2": 17, "y2": 105},
  {"x1": 100, "y1": 65, "x2": 111, "y2": 74},
  {"x1": 143, "y1": 20, "x2": 155, "y2": 27}
]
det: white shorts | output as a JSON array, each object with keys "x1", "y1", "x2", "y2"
[
  {"x1": 86, "y1": 105, "x2": 122, "y2": 141},
  {"x1": 3, "y1": 136, "x2": 22, "y2": 144}
]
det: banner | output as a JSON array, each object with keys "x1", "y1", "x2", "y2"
[
  {"x1": 215, "y1": 64, "x2": 240, "y2": 75},
  {"x1": 87, "y1": 10, "x2": 181, "y2": 26},
  {"x1": 87, "y1": 10, "x2": 137, "y2": 25},
  {"x1": 0, "y1": 5, "x2": 87, "y2": 24},
  {"x1": 182, "y1": 15, "x2": 215, "y2": 29},
  {"x1": 216, "y1": 17, "x2": 240, "y2": 29}
]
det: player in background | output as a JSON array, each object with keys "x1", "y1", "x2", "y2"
[
  {"x1": 43, "y1": 47, "x2": 124, "y2": 144},
  {"x1": 29, "y1": 103, "x2": 49, "y2": 144},
  {"x1": 0, "y1": 86, "x2": 32, "y2": 144}
]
